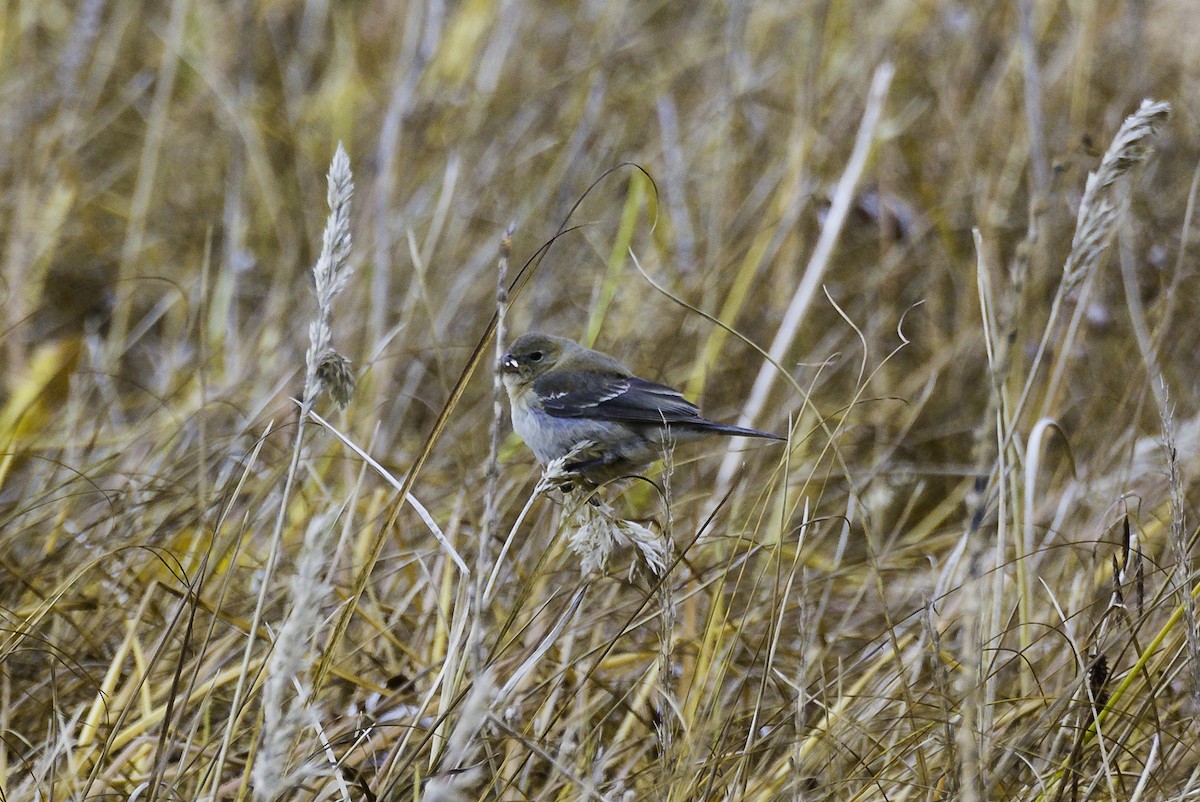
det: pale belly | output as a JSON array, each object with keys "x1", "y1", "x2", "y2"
[{"x1": 510, "y1": 398, "x2": 622, "y2": 464}]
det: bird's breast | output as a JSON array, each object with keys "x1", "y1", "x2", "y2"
[{"x1": 508, "y1": 391, "x2": 625, "y2": 465}]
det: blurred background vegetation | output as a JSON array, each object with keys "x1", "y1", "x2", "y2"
[{"x1": 2, "y1": 0, "x2": 1198, "y2": 799}]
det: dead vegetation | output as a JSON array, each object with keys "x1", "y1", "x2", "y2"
[{"x1": 2, "y1": 1, "x2": 1199, "y2": 800}]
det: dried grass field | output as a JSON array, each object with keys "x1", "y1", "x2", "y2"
[{"x1": 2, "y1": 1, "x2": 1200, "y2": 800}]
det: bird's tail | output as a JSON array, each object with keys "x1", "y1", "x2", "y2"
[{"x1": 699, "y1": 421, "x2": 786, "y2": 441}]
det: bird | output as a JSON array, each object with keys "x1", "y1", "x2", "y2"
[{"x1": 500, "y1": 332, "x2": 784, "y2": 485}]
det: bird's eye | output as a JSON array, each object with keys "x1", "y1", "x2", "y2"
[{"x1": 528, "y1": 351, "x2": 543, "y2": 362}]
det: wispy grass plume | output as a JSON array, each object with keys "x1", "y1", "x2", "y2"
[
  {"x1": 537, "y1": 451, "x2": 669, "y2": 576},
  {"x1": 248, "y1": 143, "x2": 355, "y2": 801},
  {"x1": 1160, "y1": 385, "x2": 1200, "y2": 712},
  {"x1": 1062, "y1": 99, "x2": 1171, "y2": 292},
  {"x1": 1010, "y1": 99, "x2": 1171, "y2": 428},
  {"x1": 306, "y1": 143, "x2": 357, "y2": 409}
]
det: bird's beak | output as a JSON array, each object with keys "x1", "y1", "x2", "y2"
[{"x1": 500, "y1": 354, "x2": 519, "y2": 374}]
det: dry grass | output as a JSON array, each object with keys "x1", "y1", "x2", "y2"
[{"x1": 2, "y1": 1, "x2": 1200, "y2": 800}]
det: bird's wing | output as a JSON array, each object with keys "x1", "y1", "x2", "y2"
[{"x1": 535, "y1": 372, "x2": 702, "y2": 424}]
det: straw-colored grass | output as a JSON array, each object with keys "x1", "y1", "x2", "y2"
[{"x1": 2, "y1": 1, "x2": 1199, "y2": 800}]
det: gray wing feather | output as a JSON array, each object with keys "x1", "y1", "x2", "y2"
[{"x1": 536, "y1": 373, "x2": 702, "y2": 424}]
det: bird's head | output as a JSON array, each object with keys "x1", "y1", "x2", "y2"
[{"x1": 500, "y1": 332, "x2": 578, "y2": 386}]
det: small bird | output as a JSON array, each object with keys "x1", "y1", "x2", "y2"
[{"x1": 501, "y1": 332, "x2": 784, "y2": 485}]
